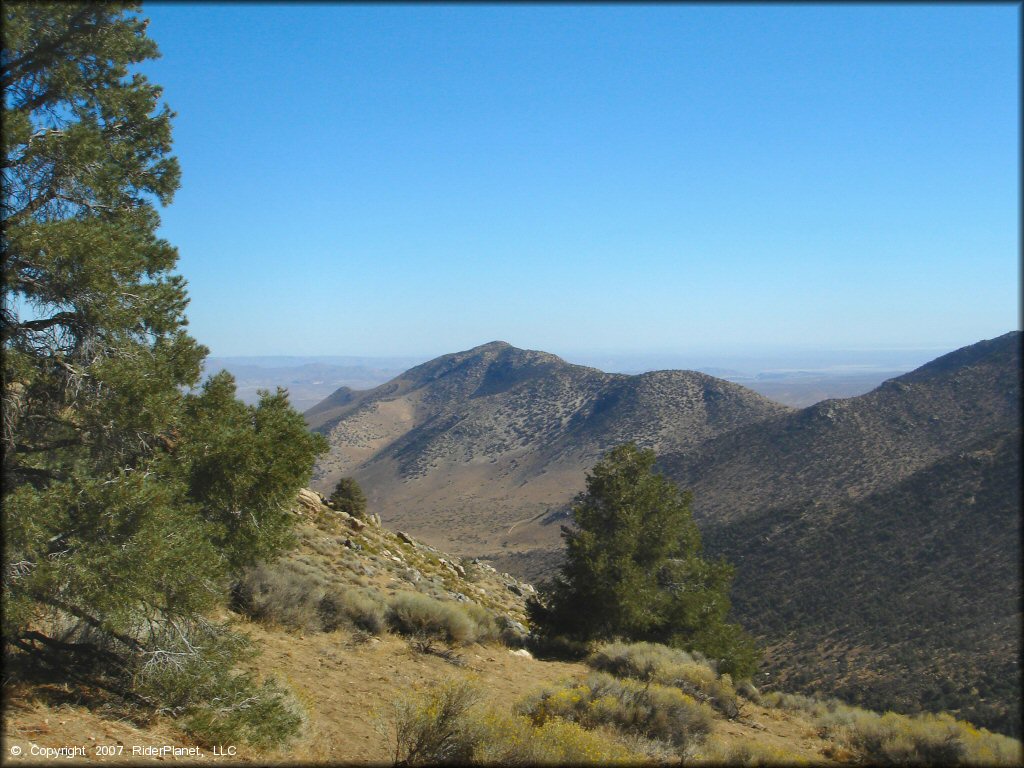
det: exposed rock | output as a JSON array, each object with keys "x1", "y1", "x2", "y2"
[
  {"x1": 506, "y1": 583, "x2": 523, "y2": 596},
  {"x1": 500, "y1": 617, "x2": 528, "y2": 635},
  {"x1": 296, "y1": 488, "x2": 322, "y2": 513},
  {"x1": 396, "y1": 531, "x2": 416, "y2": 547},
  {"x1": 508, "y1": 648, "x2": 533, "y2": 658}
]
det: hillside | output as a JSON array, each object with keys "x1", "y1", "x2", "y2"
[
  {"x1": 661, "y1": 331, "x2": 1020, "y2": 527},
  {"x1": 659, "y1": 332, "x2": 1021, "y2": 735},
  {"x1": 6, "y1": 492, "x2": 1019, "y2": 765},
  {"x1": 706, "y1": 427, "x2": 1021, "y2": 735},
  {"x1": 305, "y1": 332, "x2": 1022, "y2": 738},
  {"x1": 307, "y1": 341, "x2": 790, "y2": 557}
]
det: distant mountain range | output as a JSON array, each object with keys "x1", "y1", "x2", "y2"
[
  {"x1": 305, "y1": 331, "x2": 1021, "y2": 736},
  {"x1": 208, "y1": 351, "x2": 930, "y2": 411},
  {"x1": 203, "y1": 356, "x2": 423, "y2": 411}
]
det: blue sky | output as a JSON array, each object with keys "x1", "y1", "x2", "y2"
[{"x1": 142, "y1": 3, "x2": 1019, "y2": 358}]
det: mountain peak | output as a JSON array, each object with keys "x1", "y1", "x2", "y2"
[{"x1": 472, "y1": 340, "x2": 513, "y2": 351}]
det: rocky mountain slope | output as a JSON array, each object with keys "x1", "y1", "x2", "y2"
[
  {"x1": 659, "y1": 332, "x2": 1021, "y2": 734},
  {"x1": 661, "y1": 331, "x2": 1020, "y2": 527},
  {"x1": 305, "y1": 331, "x2": 1021, "y2": 738},
  {"x1": 707, "y1": 426, "x2": 1021, "y2": 735},
  {"x1": 8, "y1": 492, "x2": 1019, "y2": 764},
  {"x1": 307, "y1": 341, "x2": 789, "y2": 556}
]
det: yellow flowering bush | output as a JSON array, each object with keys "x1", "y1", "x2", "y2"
[
  {"x1": 588, "y1": 640, "x2": 740, "y2": 717},
  {"x1": 381, "y1": 678, "x2": 645, "y2": 765},
  {"x1": 520, "y1": 671, "x2": 714, "y2": 753},
  {"x1": 764, "y1": 691, "x2": 1022, "y2": 765}
]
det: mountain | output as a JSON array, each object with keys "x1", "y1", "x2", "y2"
[
  {"x1": 660, "y1": 331, "x2": 1020, "y2": 528},
  {"x1": 306, "y1": 331, "x2": 1021, "y2": 736},
  {"x1": 708, "y1": 426, "x2": 1020, "y2": 734},
  {"x1": 307, "y1": 340, "x2": 789, "y2": 557},
  {"x1": 662, "y1": 330, "x2": 1021, "y2": 734}
]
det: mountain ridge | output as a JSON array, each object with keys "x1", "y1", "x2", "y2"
[
  {"x1": 306, "y1": 341, "x2": 790, "y2": 555},
  {"x1": 304, "y1": 330, "x2": 1021, "y2": 736}
]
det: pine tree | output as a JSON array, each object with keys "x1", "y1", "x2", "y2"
[
  {"x1": 2, "y1": 4, "x2": 326, "y2": 740},
  {"x1": 328, "y1": 476, "x2": 367, "y2": 518},
  {"x1": 527, "y1": 444, "x2": 760, "y2": 678}
]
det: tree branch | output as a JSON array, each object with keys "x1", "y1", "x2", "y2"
[{"x1": 38, "y1": 596, "x2": 145, "y2": 653}]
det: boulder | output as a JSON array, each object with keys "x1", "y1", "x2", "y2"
[
  {"x1": 396, "y1": 531, "x2": 416, "y2": 546},
  {"x1": 296, "y1": 488, "x2": 322, "y2": 513},
  {"x1": 506, "y1": 619, "x2": 528, "y2": 635}
]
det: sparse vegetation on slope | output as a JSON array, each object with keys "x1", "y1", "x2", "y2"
[
  {"x1": 5, "y1": 489, "x2": 1021, "y2": 764},
  {"x1": 707, "y1": 426, "x2": 1021, "y2": 735},
  {"x1": 305, "y1": 340, "x2": 789, "y2": 560},
  {"x1": 765, "y1": 691, "x2": 1023, "y2": 765}
]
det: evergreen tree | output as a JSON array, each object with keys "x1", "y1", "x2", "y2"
[
  {"x1": 1, "y1": 3, "x2": 326, "y2": 740},
  {"x1": 527, "y1": 444, "x2": 759, "y2": 678},
  {"x1": 328, "y1": 476, "x2": 367, "y2": 518}
]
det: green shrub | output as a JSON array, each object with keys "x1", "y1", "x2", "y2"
[
  {"x1": 232, "y1": 562, "x2": 322, "y2": 631},
  {"x1": 131, "y1": 621, "x2": 302, "y2": 749},
  {"x1": 462, "y1": 602, "x2": 501, "y2": 644},
  {"x1": 736, "y1": 679, "x2": 762, "y2": 705},
  {"x1": 471, "y1": 708, "x2": 637, "y2": 764},
  {"x1": 386, "y1": 592, "x2": 476, "y2": 645},
  {"x1": 520, "y1": 671, "x2": 713, "y2": 753},
  {"x1": 234, "y1": 562, "x2": 386, "y2": 635},
  {"x1": 824, "y1": 710, "x2": 1022, "y2": 766},
  {"x1": 380, "y1": 678, "x2": 480, "y2": 765},
  {"x1": 318, "y1": 588, "x2": 387, "y2": 635}
]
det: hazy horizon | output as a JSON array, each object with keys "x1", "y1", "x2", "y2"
[{"x1": 205, "y1": 336, "x2": 986, "y2": 377}]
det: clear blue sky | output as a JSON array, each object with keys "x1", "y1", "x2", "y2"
[{"x1": 141, "y1": 3, "x2": 1019, "y2": 358}]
